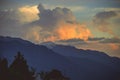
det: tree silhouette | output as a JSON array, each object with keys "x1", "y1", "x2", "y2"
[
  {"x1": 0, "y1": 52, "x2": 71, "y2": 80},
  {"x1": 39, "y1": 69, "x2": 70, "y2": 80},
  {"x1": 9, "y1": 52, "x2": 35, "y2": 80},
  {"x1": 0, "y1": 58, "x2": 9, "y2": 80}
]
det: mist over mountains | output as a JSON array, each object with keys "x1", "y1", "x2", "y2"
[{"x1": 0, "y1": 36, "x2": 120, "y2": 80}]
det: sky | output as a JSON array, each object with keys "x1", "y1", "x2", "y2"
[{"x1": 0, "y1": 0, "x2": 120, "y2": 57}]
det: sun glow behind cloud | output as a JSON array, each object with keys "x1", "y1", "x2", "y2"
[
  {"x1": 43, "y1": 23, "x2": 92, "y2": 42},
  {"x1": 18, "y1": 5, "x2": 39, "y2": 23},
  {"x1": 56, "y1": 23, "x2": 92, "y2": 41}
]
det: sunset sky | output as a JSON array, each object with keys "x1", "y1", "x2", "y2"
[{"x1": 0, "y1": 0, "x2": 120, "y2": 57}]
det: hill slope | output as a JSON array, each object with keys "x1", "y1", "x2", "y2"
[{"x1": 0, "y1": 36, "x2": 120, "y2": 80}]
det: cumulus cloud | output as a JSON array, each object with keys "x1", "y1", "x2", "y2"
[
  {"x1": 0, "y1": 5, "x2": 40, "y2": 42},
  {"x1": 94, "y1": 11, "x2": 117, "y2": 19},
  {"x1": 0, "y1": 5, "x2": 39, "y2": 24},
  {"x1": 35, "y1": 4, "x2": 76, "y2": 29},
  {"x1": 93, "y1": 11, "x2": 118, "y2": 26},
  {"x1": 29, "y1": 4, "x2": 92, "y2": 42},
  {"x1": 93, "y1": 10, "x2": 119, "y2": 37},
  {"x1": 0, "y1": 8, "x2": 38, "y2": 40},
  {"x1": 18, "y1": 5, "x2": 39, "y2": 23}
]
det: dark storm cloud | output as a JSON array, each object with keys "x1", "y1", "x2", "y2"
[{"x1": 99, "y1": 37, "x2": 120, "y2": 43}]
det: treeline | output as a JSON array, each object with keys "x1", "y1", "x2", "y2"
[{"x1": 0, "y1": 52, "x2": 70, "y2": 80}]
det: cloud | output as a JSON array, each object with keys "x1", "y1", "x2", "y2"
[
  {"x1": 54, "y1": 38, "x2": 87, "y2": 47},
  {"x1": 0, "y1": 5, "x2": 39, "y2": 24},
  {"x1": 55, "y1": 37, "x2": 112, "y2": 47},
  {"x1": 18, "y1": 5, "x2": 39, "y2": 23},
  {"x1": 93, "y1": 10, "x2": 119, "y2": 37},
  {"x1": 43, "y1": 4, "x2": 86, "y2": 12},
  {"x1": 93, "y1": 11, "x2": 118, "y2": 24},
  {"x1": 88, "y1": 37, "x2": 105, "y2": 41},
  {"x1": 0, "y1": 5, "x2": 40, "y2": 42},
  {"x1": 0, "y1": 8, "x2": 37, "y2": 39},
  {"x1": 99, "y1": 37, "x2": 120, "y2": 43},
  {"x1": 0, "y1": 0, "x2": 13, "y2": 6},
  {"x1": 57, "y1": 38, "x2": 120, "y2": 57},
  {"x1": 108, "y1": 43, "x2": 119, "y2": 50},
  {"x1": 99, "y1": 37, "x2": 120, "y2": 50},
  {"x1": 35, "y1": 4, "x2": 76, "y2": 29},
  {"x1": 29, "y1": 4, "x2": 92, "y2": 42},
  {"x1": 54, "y1": 23, "x2": 92, "y2": 41},
  {"x1": 0, "y1": 10, "x2": 20, "y2": 24},
  {"x1": 0, "y1": 9, "x2": 22, "y2": 36},
  {"x1": 25, "y1": 26, "x2": 41, "y2": 43},
  {"x1": 114, "y1": 18, "x2": 120, "y2": 25},
  {"x1": 57, "y1": 38, "x2": 85, "y2": 43},
  {"x1": 56, "y1": 38, "x2": 87, "y2": 45},
  {"x1": 0, "y1": 0, "x2": 9, "y2": 5}
]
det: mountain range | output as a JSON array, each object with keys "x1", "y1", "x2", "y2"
[{"x1": 0, "y1": 36, "x2": 120, "y2": 80}]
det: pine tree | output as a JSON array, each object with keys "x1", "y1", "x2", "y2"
[
  {"x1": 40, "y1": 69, "x2": 70, "y2": 80},
  {"x1": 0, "y1": 58, "x2": 9, "y2": 80},
  {"x1": 9, "y1": 52, "x2": 35, "y2": 80}
]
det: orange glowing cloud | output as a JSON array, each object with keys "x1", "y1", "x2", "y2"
[
  {"x1": 55, "y1": 23, "x2": 92, "y2": 41},
  {"x1": 42, "y1": 23, "x2": 92, "y2": 42},
  {"x1": 32, "y1": 22, "x2": 92, "y2": 42}
]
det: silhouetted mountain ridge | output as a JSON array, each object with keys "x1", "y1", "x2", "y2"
[
  {"x1": 0, "y1": 36, "x2": 120, "y2": 80},
  {"x1": 41, "y1": 42, "x2": 116, "y2": 62},
  {"x1": 41, "y1": 41, "x2": 120, "y2": 73}
]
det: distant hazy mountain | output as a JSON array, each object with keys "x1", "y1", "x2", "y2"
[
  {"x1": 0, "y1": 36, "x2": 120, "y2": 80},
  {"x1": 41, "y1": 42, "x2": 120, "y2": 70}
]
